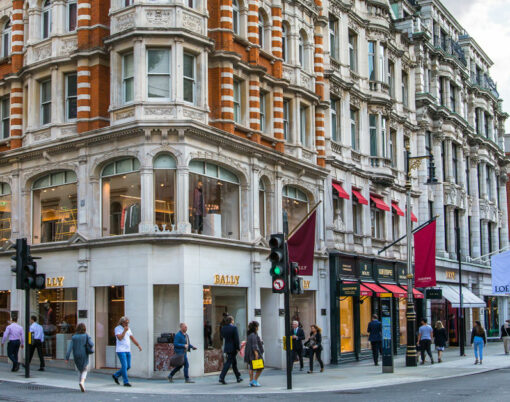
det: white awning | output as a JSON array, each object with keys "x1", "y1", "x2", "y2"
[{"x1": 438, "y1": 284, "x2": 486, "y2": 308}]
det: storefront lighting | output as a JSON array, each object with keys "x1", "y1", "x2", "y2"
[
  {"x1": 160, "y1": 183, "x2": 164, "y2": 187},
  {"x1": 122, "y1": 175, "x2": 127, "y2": 179}
]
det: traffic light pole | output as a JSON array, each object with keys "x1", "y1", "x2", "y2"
[
  {"x1": 25, "y1": 286, "x2": 30, "y2": 378},
  {"x1": 284, "y1": 242, "x2": 292, "y2": 390}
]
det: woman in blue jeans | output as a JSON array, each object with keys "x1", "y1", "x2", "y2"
[{"x1": 470, "y1": 320, "x2": 487, "y2": 365}]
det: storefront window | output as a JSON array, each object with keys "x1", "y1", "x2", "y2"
[
  {"x1": 203, "y1": 286, "x2": 247, "y2": 373},
  {"x1": 399, "y1": 299, "x2": 407, "y2": 346},
  {"x1": 0, "y1": 290, "x2": 10, "y2": 338},
  {"x1": 95, "y1": 286, "x2": 124, "y2": 369},
  {"x1": 360, "y1": 296, "x2": 372, "y2": 349},
  {"x1": 189, "y1": 161, "x2": 240, "y2": 239},
  {"x1": 32, "y1": 171, "x2": 77, "y2": 244},
  {"x1": 154, "y1": 154, "x2": 177, "y2": 231},
  {"x1": 101, "y1": 158, "x2": 141, "y2": 236},
  {"x1": 283, "y1": 186, "x2": 309, "y2": 233},
  {"x1": 0, "y1": 183, "x2": 11, "y2": 242},
  {"x1": 36, "y1": 288, "x2": 77, "y2": 359},
  {"x1": 259, "y1": 179, "x2": 270, "y2": 239},
  {"x1": 290, "y1": 291, "x2": 316, "y2": 334},
  {"x1": 340, "y1": 296, "x2": 354, "y2": 353},
  {"x1": 485, "y1": 296, "x2": 499, "y2": 337}
]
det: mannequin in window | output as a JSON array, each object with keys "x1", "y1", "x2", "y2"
[{"x1": 193, "y1": 180, "x2": 206, "y2": 234}]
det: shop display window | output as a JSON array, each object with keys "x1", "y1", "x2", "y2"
[
  {"x1": 189, "y1": 161, "x2": 240, "y2": 239},
  {"x1": 101, "y1": 158, "x2": 141, "y2": 236},
  {"x1": 359, "y1": 296, "x2": 372, "y2": 349},
  {"x1": 340, "y1": 296, "x2": 354, "y2": 353},
  {"x1": 399, "y1": 299, "x2": 407, "y2": 346},
  {"x1": 154, "y1": 154, "x2": 177, "y2": 231},
  {"x1": 290, "y1": 291, "x2": 316, "y2": 334},
  {"x1": 32, "y1": 171, "x2": 77, "y2": 244},
  {"x1": 0, "y1": 183, "x2": 11, "y2": 243},
  {"x1": 485, "y1": 296, "x2": 499, "y2": 337},
  {"x1": 283, "y1": 186, "x2": 309, "y2": 233},
  {"x1": 36, "y1": 288, "x2": 77, "y2": 359}
]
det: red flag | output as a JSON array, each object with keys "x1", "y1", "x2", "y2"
[
  {"x1": 288, "y1": 210, "x2": 316, "y2": 276},
  {"x1": 414, "y1": 220, "x2": 436, "y2": 287}
]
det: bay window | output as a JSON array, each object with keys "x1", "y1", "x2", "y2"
[
  {"x1": 122, "y1": 52, "x2": 134, "y2": 103},
  {"x1": 259, "y1": 179, "x2": 270, "y2": 238},
  {"x1": 348, "y1": 31, "x2": 357, "y2": 71},
  {"x1": 402, "y1": 71, "x2": 408, "y2": 107},
  {"x1": 300, "y1": 104, "x2": 308, "y2": 147},
  {"x1": 282, "y1": 24, "x2": 288, "y2": 62},
  {"x1": 147, "y1": 49, "x2": 170, "y2": 100},
  {"x1": 283, "y1": 185, "x2": 308, "y2": 233},
  {"x1": 42, "y1": 0, "x2": 52, "y2": 39},
  {"x1": 67, "y1": 0, "x2": 77, "y2": 32},
  {"x1": 369, "y1": 114, "x2": 377, "y2": 157},
  {"x1": 368, "y1": 41, "x2": 375, "y2": 81},
  {"x1": 40, "y1": 79, "x2": 51, "y2": 125},
  {"x1": 329, "y1": 16, "x2": 338, "y2": 60},
  {"x1": 259, "y1": 92, "x2": 266, "y2": 131},
  {"x1": 154, "y1": 154, "x2": 177, "y2": 231},
  {"x1": 183, "y1": 53, "x2": 195, "y2": 104},
  {"x1": 350, "y1": 107, "x2": 358, "y2": 150},
  {"x1": 65, "y1": 73, "x2": 77, "y2": 121}
]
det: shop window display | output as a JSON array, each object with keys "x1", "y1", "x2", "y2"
[
  {"x1": 340, "y1": 296, "x2": 354, "y2": 353},
  {"x1": 282, "y1": 186, "x2": 309, "y2": 233},
  {"x1": 154, "y1": 154, "x2": 177, "y2": 231},
  {"x1": 290, "y1": 291, "x2": 316, "y2": 334},
  {"x1": 189, "y1": 161, "x2": 240, "y2": 239},
  {"x1": 485, "y1": 296, "x2": 499, "y2": 337},
  {"x1": 359, "y1": 296, "x2": 372, "y2": 349},
  {"x1": 101, "y1": 158, "x2": 141, "y2": 236},
  {"x1": 0, "y1": 290, "x2": 10, "y2": 342},
  {"x1": 399, "y1": 299, "x2": 407, "y2": 346},
  {"x1": 32, "y1": 171, "x2": 77, "y2": 244},
  {"x1": 0, "y1": 183, "x2": 11, "y2": 243}
]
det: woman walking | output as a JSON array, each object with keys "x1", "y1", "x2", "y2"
[
  {"x1": 65, "y1": 323, "x2": 94, "y2": 392},
  {"x1": 471, "y1": 321, "x2": 487, "y2": 365},
  {"x1": 306, "y1": 324, "x2": 324, "y2": 373},
  {"x1": 244, "y1": 321, "x2": 264, "y2": 387},
  {"x1": 433, "y1": 321, "x2": 447, "y2": 363}
]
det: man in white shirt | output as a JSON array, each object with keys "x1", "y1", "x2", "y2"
[
  {"x1": 28, "y1": 315, "x2": 45, "y2": 371},
  {"x1": 112, "y1": 316, "x2": 142, "y2": 387}
]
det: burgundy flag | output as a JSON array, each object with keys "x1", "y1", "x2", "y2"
[
  {"x1": 414, "y1": 220, "x2": 436, "y2": 287},
  {"x1": 288, "y1": 210, "x2": 316, "y2": 276}
]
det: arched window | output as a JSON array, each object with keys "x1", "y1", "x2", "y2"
[
  {"x1": 189, "y1": 160, "x2": 240, "y2": 239},
  {"x1": 258, "y1": 11, "x2": 265, "y2": 50},
  {"x1": 154, "y1": 154, "x2": 177, "y2": 231},
  {"x1": 282, "y1": 185, "x2": 308, "y2": 233},
  {"x1": 233, "y1": 0, "x2": 240, "y2": 35},
  {"x1": 0, "y1": 182, "x2": 11, "y2": 242},
  {"x1": 42, "y1": 0, "x2": 52, "y2": 39},
  {"x1": 282, "y1": 23, "x2": 288, "y2": 62},
  {"x1": 101, "y1": 158, "x2": 141, "y2": 236},
  {"x1": 2, "y1": 20, "x2": 10, "y2": 58},
  {"x1": 259, "y1": 179, "x2": 270, "y2": 238},
  {"x1": 32, "y1": 171, "x2": 77, "y2": 243}
]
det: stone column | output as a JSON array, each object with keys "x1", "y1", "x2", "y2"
[
  {"x1": 469, "y1": 157, "x2": 481, "y2": 258},
  {"x1": 50, "y1": 66, "x2": 59, "y2": 125},
  {"x1": 176, "y1": 164, "x2": 191, "y2": 233},
  {"x1": 433, "y1": 133, "x2": 446, "y2": 255},
  {"x1": 53, "y1": 0, "x2": 66, "y2": 35},
  {"x1": 499, "y1": 175, "x2": 509, "y2": 249},
  {"x1": 139, "y1": 166, "x2": 154, "y2": 233},
  {"x1": 133, "y1": 38, "x2": 144, "y2": 103}
]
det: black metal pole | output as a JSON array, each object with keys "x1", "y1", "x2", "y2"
[
  {"x1": 456, "y1": 227, "x2": 465, "y2": 356},
  {"x1": 25, "y1": 287, "x2": 30, "y2": 378},
  {"x1": 284, "y1": 242, "x2": 292, "y2": 390}
]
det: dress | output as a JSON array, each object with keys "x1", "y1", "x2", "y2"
[
  {"x1": 244, "y1": 332, "x2": 264, "y2": 367},
  {"x1": 66, "y1": 333, "x2": 93, "y2": 372}
]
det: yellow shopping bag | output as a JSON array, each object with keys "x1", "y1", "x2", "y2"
[{"x1": 251, "y1": 359, "x2": 264, "y2": 370}]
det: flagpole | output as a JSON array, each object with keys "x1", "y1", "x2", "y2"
[{"x1": 287, "y1": 200, "x2": 322, "y2": 239}]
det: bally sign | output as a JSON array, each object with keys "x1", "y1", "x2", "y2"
[
  {"x1": 46, "y1": 276, "x2": 64, "y2": 288},
  {"x1": 491, "y1": 250, "x2": 510, "y2": 295},
  {"x1": 213, "y1": 274, "x2": 240, "y2": 286}
]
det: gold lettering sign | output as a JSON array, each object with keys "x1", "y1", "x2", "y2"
[
  {"x1": 46, "y1": 276, "x2": 64, "y2": 288},
  {"x1": 303, "y1": 280, "x2": 310, "y2": 290},
  {"x1": 379, "y1": 269, "x2": 393, "y2": 276},
  {"x1": 446, "y1": 271, "x2": 455, "y2": 280},
  {"x1": 213, "y1": 274, "x2": 240, "y2": 286}
]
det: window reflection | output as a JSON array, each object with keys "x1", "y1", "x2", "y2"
[{"x1": 282, "y1": 186, "x2": 308, "y2": 233}]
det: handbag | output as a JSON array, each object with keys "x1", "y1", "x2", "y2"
[
  {"x1": 85, "y1": 336, "x2": 94, "y2": 355},
  {"x1": 304, "y1": 347, "x2": 311, "y2": 358},
  {"x1": 170, "y1": 353, "x2": 185, "y2": 367},
  {"x1": 251, "y1": 358, "x2": 264, "y2": 370}
]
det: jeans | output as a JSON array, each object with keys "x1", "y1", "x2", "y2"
[
  {"x1": 7, "y1": 340, "x2": 20, "y2": 369},
  {"x1": 473, "y1": 336, "x2": 484, "y2": 360},
  {"x1": 420, "y1": 339, "x2": 433, "y2": 362},
  {"x1": 219, "y1": 352, "x2": 241, "y2": 381},
  {"x1": 309, "y1": 347, "x2": 324, "y2": 371},
  {"x1": 29, "y1": 339, "x2": 45, "y2": 368},
  {"x1": 170, "y1": 353, "x2": 189, "y2": 379},
  {"x1": 114, "y1": 352, "x2": 131, "y2": 384},
  {"x1": 370, "y1": 341, "x2": 382, "y2": 364}
]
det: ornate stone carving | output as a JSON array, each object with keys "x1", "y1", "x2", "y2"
[
  {"x1": 115, "y1": 109, "x2": 135, "y2": 120},
  {"x1": 182, "y1": 12, "x2": 202, "y2": 35},
  {"x1": 33, "y1": 44, "x2": 52, "y2": 62},
  {"x1": 115, "y1": 12, "x2": 136, "y2": 31},
  {"x1": 33, "y1": 130, "x2": 51, "y2": 142},
  {"x1": 183, "y1": 108, "x2": 205, "y2": 122},
  {"x1": 60, "y1": 38, "x2": 77, "y2": 56},
  {"x1": 144, "y1": 106, "x2": 175, "y2": 117},
  {"x1": 146, "y1": 9, "x2": 171, "y2": 26},
  {"x1": 283, "y1": 66, "x2": 293, "y2": 82},
  {"x1": 300, "y1": 73, "x2": 312, "y2": 90}
]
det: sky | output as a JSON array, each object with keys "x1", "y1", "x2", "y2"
[{"x1": 441, "y1": 0, "x2": 510, "y2": 132}]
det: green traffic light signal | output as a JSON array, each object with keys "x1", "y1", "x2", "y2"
[{"x1": 274, "y1": 266, "x2": 282, "y2": 275}]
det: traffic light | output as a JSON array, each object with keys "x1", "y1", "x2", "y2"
[
  {"x1": 11, "y1": 238, "x2": 27, "y2": 290},
  {"x1": 269, "y1": 233, "x2": 287, "y2": 293},
  {"x1": 289, "y1": 262, "x2": 304, "y2": 295},
  {"x1": 10, "y1": 238, "x2": 45, "y2": 290}
]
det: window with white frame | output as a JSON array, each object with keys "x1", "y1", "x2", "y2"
[
  {"x1": 40, "y1": 80, "x2": 51, "y2": 125},
  {"x1": 390, "y1": 129, "x2": 397, "y2": 168},
  {"x1": 65, "y1": 73, "x2": 77, "y2": 121},
  {"x1": 259, "y1": 92, "x2": 266, "y2": 131},
  {"x1": 350, "y1": 107, "x2": 358, "y2": 150},
  {"x1": 300, "y1": 104, "x2": 308, "y2": 147},
  {"x1": 258, "y1": 11, "x2": 265, "y2": 50},
  {"x1": 378, "y1": 44, "x2": 386, "y2": 82},
  {"x1": 348, "y1": 30, "x2": 357, "y2": 71},
  {"x1": 233, "y1": 0, "x2": 240, "y2": 35},
  {"x1": 370, "y1": 206, "x2": 384, "y2": 239},
  {"x1": 283, "y1": 99, "x2": 289, "y2": 140},
  {"x1": 147, "y1": 49, "x2": 170, "y2": 100},
  {"x1": 381, "y1": 117, "x2": 387, "y2": 158},
  {"x1": 42, "y1": 0, "x2": 52, "y2": 39},
  {"x1": 330, "y1": 97, "x2": 339, "y2": 142},
  {"x1": 0, "y1": 96, "x2": 9, "y2": 139},
  {"x1": 67, "y1": 0, "x2": 77, "y2": 32},
  {"x1": 2, "y1": 20, "x2": 10, "y2": 58},
  {"x1": 402, "y1": 70, "x2": 408, "y2": 107},
  {"x1": 352, "y1": 199, "x2": 362, "y2": 235},
  {"x1": 368, "y1": 41, "x2": 375, "y2": 81},
  {"x1": 369, "y1": 114, "x2": 377, "y2": 157},
  {"x1": 122, "y1": 52, "x2": 134, "y2": 103},
  {"x1": 329, "y1": 16, "x2": 338, "y2": 60},
  {"x1": 282, "y1": 23, "x2": 288, "y2": 62},
  {"x1": 183, "y1": 53, "x2": 195, "y2": 104},
  {"x1": 283, "y1": 185, "x2": 309, "y2": 233},
  {"x1": 388, "y1": 60, "x2": 394, "y2": 97},
  {"x1": 233, "y1": 79, "x2": 241, "y2": 124}
]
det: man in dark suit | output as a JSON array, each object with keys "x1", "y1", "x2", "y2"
[
  {"x1": 367, "y1": 314, "x2": 383, "y2": 365},
  {"x1": 291, "y1": 320, "x2": 305, "y2": 371},
  {"x1": 219, "y1": 316, "x2": 243, "y2": 384}
]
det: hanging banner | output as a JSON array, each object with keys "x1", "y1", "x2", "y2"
[
  {"x1": 491, "y1": 250, "x2": 510, "y2": 294},
  {"x1": 287, "y1": 210, "x2": 316, "y2": 276},
  {"x1": 414, "y1": 220, "x2": 436, "y2": 287}
]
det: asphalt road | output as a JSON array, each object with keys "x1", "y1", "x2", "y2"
[{"x1": 1, "y1": 368, "x2": 510, "y2": 402}]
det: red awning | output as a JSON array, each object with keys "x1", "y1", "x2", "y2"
[
  {"x1": 332, "y1": 182, "x2": 350, "y2": 200},
  {"x1": 344, "y1": 281, "x2": 373, "y2": 297},
  {"x1": 391, "y1": 202, "x2": 404, "y2": 217},
  {"x1": 407, "y1": 209, "x2": 418, "y2": 223},
  {"x1": 352, "y1": 189, "x2": 368, "y2": 205},
  {"x1": 380, "y1": 283, "x2": 407, "y2": 298},
  {"x1": 401, "y1": 286, "x2": 425, "y2": 299},
  {"x1": 362, "y1": 282, "x2": 391, "y2": 297},
  {"x1": 370, "y1": 196, "x2": 390, "y2": 212}
]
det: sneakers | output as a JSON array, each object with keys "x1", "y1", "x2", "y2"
[
  {"x1": 112, "y1": 374, "x2": 120, "y2": 385},
  {"x1": 253, "y1": 381, "x2": 261, "y2": 387}
]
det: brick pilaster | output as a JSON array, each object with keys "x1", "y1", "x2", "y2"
[
  {"x1": 271, "y1": 6, "x2": 282, "y2": 79},
  {"x1": 314, "y1": 0, "x2": 326, "y2": 167},
  {"x1": 220, "y1": 65, "x2": 234, "y2": 133},
  {"x1": 11, "y1": 0, "x2": 24, "y2": 72},
  {"x1": 247, "y1": 0, "x2": 259, "y2": 64},
  {"x1": 76, "y1": 62, "x2": 91, "y2": 133},
  {"x1": 273, "y1": 88, "x2": 284, "y2": 152},
  {"x1": 9, "y1": 83, "x2": 22, "y2": 149},
  {"x1": 249, "y1": 76, "x2": 261, "y2": 143}
]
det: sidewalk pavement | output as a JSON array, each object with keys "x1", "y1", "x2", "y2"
[{"x1": 1, "y1": 342, "x2": 509, "y2": 395}]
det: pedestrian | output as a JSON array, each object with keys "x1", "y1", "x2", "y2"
[
  {"x1": 1, "y1": 312, "x2": 24, "y2": 372},
  {"x1": 417, "y1": 318, "x2": 434, "y2": 365},
  {"x1": 219, "y1": 315, "x2": 243, "y2": 384},
  {"x1": 244, "y1": 320, "x2": 264, "y2": 387},
  {"x1": 291, "y1": 320, "x2": 305, "y2": 371},
  {"x1": 27, "y1": 315, "x2": 45, "y2": 371},
  {"x1": 471, "y1": 320, "x2": 487, "y2": 365},
  {"x1": 306, "y1": 324, "x2": 324, "y2": 374},
  {"x1": 112, "y1": 316, "x2": 142, "y2": 387},
  {"x1": 500, "y1": 319, "x2": 510, "y2": 355},
  {"x1": 168, "y1": 322, "x2": 197, "y2": 383},
  {"x1": 65, "y1": 323, "x2": 94, "y2": 392},
  {"x1": 367, "y1": 314, "x2": 382, "y2": 366},
  {"x1": 433, "y1": 321, "x2": 447, "y2": 363}
]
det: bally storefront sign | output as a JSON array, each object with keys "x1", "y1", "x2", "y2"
[
  {"x1": 213, "y1": 274, "x2": 240, "y2": 286},
  {"x1": 46, "y1": 276, "x2": 64, "y2": 288}
]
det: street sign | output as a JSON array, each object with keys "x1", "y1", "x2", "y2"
[
  {"x1": 426, "y1": 288, "x2": 443, "y2": 299},
  {"x1": 273, "y1": 278, "x2": 285, "y2": 291}
]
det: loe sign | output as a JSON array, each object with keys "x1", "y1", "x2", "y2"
[{"x1": 491, "y1": 250, "x2": 510, "y2": 295}]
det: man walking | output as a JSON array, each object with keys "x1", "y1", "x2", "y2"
[
  {"x1": 367, "y1": 314, "x2": 382, "y2": 365},
  {"x1": 418, "y1": 318, "x2": 434, "y2": 364},
  {"x1": 2, "y1": 313, "x2": 24, "y2": 372},
  {"x1": 28, "y1": 315, "x2": 45, "y2": 371},
  {"x1": 291, "y1": 321, "x2": 305, "y2": 371},
  {"x1": 219, "y1": 316, "x2": 243, "y2": 384},
  {"x1": 112, "y1": 316, "x2": 142, "y2": 387},
  {"x1": 501, "y1": 319, "x2": 510, "y2": 355},
  {"x1": 168, "y1": 323, "x2": 197, "y2": 383}
]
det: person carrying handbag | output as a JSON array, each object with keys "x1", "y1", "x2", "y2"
[
  {"x1": 244, "y1": 321, "x2": 264, "y2": 387},
  {"x1": 306, "y1": 324, "x2": 324, "y2": 373},
  {"x1": 168, "y1": 323, "x2": 197, "y2": 383},
  {"x1": 65, "y1": 323, "x2": 94, "y2": 392}
]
